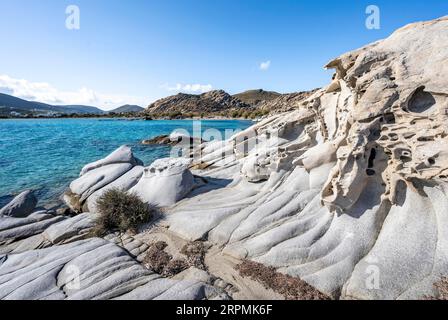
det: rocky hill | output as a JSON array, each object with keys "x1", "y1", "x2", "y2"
[
  {"x1": 255, "y1": 89, "x2": 319, "y2": 112},
  {"x1": 109, "y1": 104, "x2": 144, "y2": 113},
  {"x1": 144, "y1": 88, "x2": 317, "y2": 118},
  {"x1": 233, "y1": 89, "x2": 281, "y2": 106},
  {"x1": 145, "y1": 90, "x2": 251, "y2": 116}
]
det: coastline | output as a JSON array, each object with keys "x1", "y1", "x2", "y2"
[
  {"x1": 0, "y1": 118, "x2": 254, "y2": 209},
  {"x1": 1, "y1": 13, "x2": 448, "y2": 302},
  {"x1": 0, "y1": 115, "x2": 260, "y2": 121}
]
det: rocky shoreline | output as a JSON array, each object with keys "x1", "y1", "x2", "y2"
[{"x1": 1, "y1": 16, "x2": 448, "y2": 300}]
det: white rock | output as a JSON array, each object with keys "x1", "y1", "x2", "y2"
[
  {"x1": 160, "y1": 16, "x2": 448, "y2": 300},
  {"x1": 0, "y1": 190, "x2": 37, "y2": 218},
  {"x1": 85, "y1": 166, "x2": 144, "y2": 213},
  {"x1": 43, "y1": 212, "x2": 98, "y2": 245},
  {"x1": 130, "y1": 158, "x2": 194, "y2": 207},
  {"x1": 173, "y1": 267, "x2": 213, "y2": 284},
  {"x1": 0, "y1": 238, "x2": 210, "y2": 300},
  {"x1": 80, "y1": 145, "x2": 143, "y2": 176},
  {"x1": 0, "y1": 213, "x2": 65, "y2": 251},
  {"x1": 70, "y1": 163, "x2": 134, "y2": 202}
]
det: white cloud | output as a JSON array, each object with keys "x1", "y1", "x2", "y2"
[
  {"x1": 0, "y1": 74, "x2": 149, "y2": 111},
  {"x1": 163, "y1": 83, "x2": 213, "y2": 94},
  {"x1": 259, "y1": 60, "x2": 271, "y2": 71}
]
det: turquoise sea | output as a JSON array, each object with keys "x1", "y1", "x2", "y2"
[{"x1": 0, "y1": 118, "x2": 252, "y2": 207}]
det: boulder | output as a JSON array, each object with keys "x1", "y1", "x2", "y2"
[
  {"x1": 0, "y1": 212, "x2": 65, "y2": 254},
  {"x1": 129, "y1": 158, "x2": 194, "y2": 207},
  {"x1": 64, "y1": 146, "x2": 144, "y2": 212},
  {"x1": 80, "y1": 145, "x2": 143, "y2": 176},
  {"x1": 70, "y1": 163, "x2": 133, "y2": 203},
  {"x1": 142, "y1": 134, "x2": 205, "y2": 146},
  {"x1": 142, "y1": 135, "x2": 172, "y2": 145},
  {"x1": 43, "y1": 212, "x2": 98, "y2": 245},
  {"x1": 0, "y1": 190, "x2": 37, "y2": 218},
  {"x1": 85, "y1": 166, "x2": 144, "y2": 213}
]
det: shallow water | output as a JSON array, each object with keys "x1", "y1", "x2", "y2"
[{"x1": 0, "y1": 118, "x2": 252, "y2": 207}]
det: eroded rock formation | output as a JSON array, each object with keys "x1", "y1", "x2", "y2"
[
  {"x1": 130, "y1": 158, "x2": 195, "y2": 207},
  {"x1": 161, "y1": 16, "x2": 448, "y2": 299},
  {"x1": 1, "y1": 16, "x2": 448, "y2": 300},
  {"x1": 64, "y1": 146, "x2": 144, "y2": 213}
]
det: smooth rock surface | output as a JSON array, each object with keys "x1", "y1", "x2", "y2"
[
  {"x1": 0, "y1": 238, "x2": 210, "y2": 300},
  {"x1": 130, "y1": 158, "x2": 194, "y2": 207},
  {"x1": 0, "y1": 190, "x2": 37, "y2": 218},
  {"x1": 64, "y1": 146, "x2": 143, "y2": 212},
  {"x1": 85, "y1": 166, "x2": 144, "y2": 213},
  {"x1": 157, "y1": 16, "x2": 448, "y2": 300},
  {"x1": 80, "y1": 145, "x2": 143, "y2": 176},
  {"x1": 13, "y1": 16, "x2": 448, "y2": 301}
]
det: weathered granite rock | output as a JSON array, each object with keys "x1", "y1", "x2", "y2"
[
  {"x1": 85, "y1": 166, "x2": 144, "y2": 213},
  {"x1": 70, "y1": 163, "x2": 134, "y2": 203},
  {"x1": 130, "y1": 158, "x2": 195, "y2": 207},
  {"x1": 0, "y1": 213, "x2": 65, "y2": 253},
  {"x1": 22, "y1": 16, "x2": 447, "y2": 301},
  {"x1": 80, "y1": 145, "x2": 143, "y2": 176},
  {"x1": 64, "y1": 146, "x2": 144, "y2": 212},
  {"x1": 0, "y1": 209, "x2": 100, "y2": 255},
  {"x1": 142, "y1": 133, "x2": 205, "y2": 146},
  {"x1": 0, "y1": 190, "x2": 37, "y2": 218},
  {"x1": 43, "y1": 212, "x2": 98, "y2": 245},
  {"x1": 173, "y1": 267, "x2": 213, "y2": 284},
  {"x1": 142, "y1": 135, "x2": 172, "y2": 145},
  {"x1": 158, "y1": 16, "x2": 448, "y2": 300},
  {"x1": 0, "y1": 238, "x2": 212, "y2": 300}
]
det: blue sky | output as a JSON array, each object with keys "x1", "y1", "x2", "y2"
[{"x1": 0, "y1": 0, "x2": 447, "y2": 110}]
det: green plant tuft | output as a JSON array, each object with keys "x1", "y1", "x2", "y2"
[{"x1": 93, "y1": 188, "x2": 156, "y2": 236}]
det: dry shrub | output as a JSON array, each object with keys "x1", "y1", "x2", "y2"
[
  {"x1": 93, "y1": 188, "x2": 156, "y2": 236},
  {"x1": 144, "y1": 241, "x2": 172, "y2": 274},
  {"x1": 163, "y1": 259, "x2": 189, "y2": 277},
  {"x1": 236, "y1": 260, "x2": 330, "y2": 300},
  {"x1": 144, "y1": 241, "x2": 188, "y2": 276},
  {"x1": 435, "y1": 277, "x2": 448, "y2": 299},
  {"x1": 181, "y1": 241, "x2": 207, "y2": 270},
  {"x1": 425, "y1": 277, "x2": 448, "y2": 300}
]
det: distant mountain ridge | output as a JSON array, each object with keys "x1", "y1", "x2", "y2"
[
  {"x1": 1, "y1": 88, "x2": 318, "y2": 119},
  {"x1": 144, "y1": 88, "x2": 318, "y2": 118},
  {"x1": 145, "y1": 90, "x2": 251, "y2": 115},
  {"x1": 0, "y1": 93, "x2": 105, "y2": 115},
  {"x1": 109, "y1": 104, "x2": 144, "y2": 113},
  {"x1": 254, "y1": 89, "x2": 319, "y2": 112},
  {"x1": 233, "y1": 89, "x2": 281, "y2": 106}
]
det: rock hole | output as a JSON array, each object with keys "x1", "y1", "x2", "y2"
[
  {"x1": 384, "y1": 113, "x2": 396, "y2": 124},
  {"x1": 400, "y1": 155, "x2": 412, "y2": 163},
  {"x1": 388, "y1": 133, "x2": 399, "y2": 141},
  {"x1": 369, "y1": 129, "x2": 381, "y2": 140},
  {"x1": 417, "y1": 136, "x2": 434, "y2": 142},
  {"x1": 368, "y1": 148, "x2": 377, "y2": 168},
  {"x1": 407, "y1": 87, "x2": 436, "y2": 113}
]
